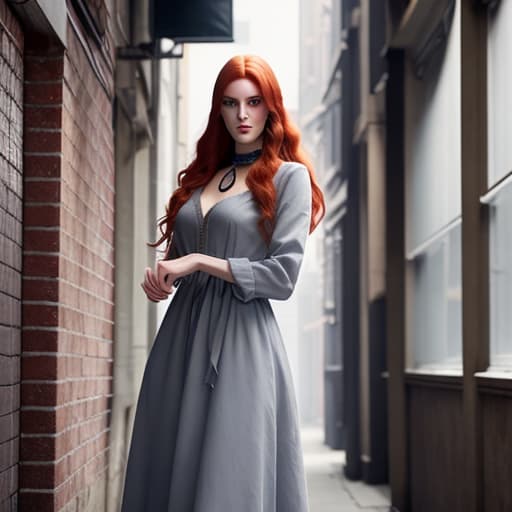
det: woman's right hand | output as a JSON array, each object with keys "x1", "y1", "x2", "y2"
[{"x1": 141, "y1": 267, "x2": 175, "y2": 302}]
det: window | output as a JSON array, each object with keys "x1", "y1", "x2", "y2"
[
  {"x1": 486, "y1": 1, "x2": 512, "y2": 367},
  {"x1": 404, "y1": 0, "x2": 462, "y2": 369},
  {"x1": 487, "y1": 1, "x2": 512, "y2": 186},
  {"x1": 487, "y1": 183, "x2": 512, "y2": 367},
  {"x1": 409, "y1": 222, "x2": 462, "y2": 367}
]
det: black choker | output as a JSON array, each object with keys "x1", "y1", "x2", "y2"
[{"x1": 218, "y1": 149, "x2": 263, "y2": 192}]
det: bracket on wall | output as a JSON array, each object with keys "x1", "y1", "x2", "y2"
[{"x1": 117, "y1": 40, "x2": 184, "y2": 60}]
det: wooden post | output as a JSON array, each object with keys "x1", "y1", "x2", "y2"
[{"x1": 460, "y1": 1, "x2": 489, "y2": 511}]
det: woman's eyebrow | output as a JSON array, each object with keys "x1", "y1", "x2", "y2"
[{"x1": 222, "y1": 95, "x2": 261, "y2": 100}]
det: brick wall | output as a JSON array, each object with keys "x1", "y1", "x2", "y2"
[
  {"x1": 0, "y1": 2, "x2": 23, "y2": 509},
  {"x1": 19, "y1": 4, "x2": 115, "y2": 510}
]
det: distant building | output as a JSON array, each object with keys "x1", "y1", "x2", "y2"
[
  {"x1": 319, "y1": 0, "x2": 512, "y2": 510},
  {"x1": 298, "y1": 0, "x2": 345, "y2": 445}
]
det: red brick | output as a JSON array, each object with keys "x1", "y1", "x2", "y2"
[
  {"x1": 21, "y1": 382, "x2": 64, "y2": 407},
  {"x1": 25, "y1": 57, "x2": 64, "y2": 81},
  {"x1": 23, "y1": 229, "x2": 59, "y2": 252},
  {"x1": 23, "y1": 304, "x2": 58, "y2": 327},
  {"x1": 0, "y1": 355, "x2": 19, "y2": 385},
  {"x1": 23, "y1": 254, "x2": 59, "y2": 278},
  {"x1": 0, "y1": 384, "x2": 20, "y2": 416},
  {"x1": 65, "y1": 356, "x2": 82, "y2": 378},
  {"x1": 68, "y1": 444, "x2": 87, "y2": 474},
  {"x1": 24, "y1": 130, "x2": 62, "y2": 153},
  {"x1": 24, "y1": 205, "x2": 60, "y2": 227},
  {"x1": 22, "y1": 329, "x2": 58, "y2": 352},
  {"x1": 18, "y1": 491, "x2": 54, "y2": 511},
  {"x1": 23, "y1": 278, "x2": 58, "y2": 301},
  {"x1": 0, "y1": 438, "x2": 18, "y2": 475},
  {"x1": 0, "y1": 411, "x2": 18, "y2": 444},
  {"x1": 24, "y1": 82, "x2": 63, "y2": 104},
  {"x1": 0, "y1": 462, "x2": 17, "y2": 499},
  {"x1": 20, "y1": 462, "x2": 56, "y2": 489},
  {"x1": 81, "y1": 358, "x2": 110, "y2": 378},
  {"x1": 55, "y1": 476, "x2": 75, "y2": 510},
  {"x1": 25, "y1": 105, "x2": 62, "y2": 129},
  {"x1": 0, "y1": 325, "x2": 21, "y2": 356},
  {"x1": 20, "y1": 435, "x2": 55, "y2": 461},
  {"x1": 18, "y1": 6, "x2": 117, "y2": 508},
  {"x1": 0, "y1": 297, "x2": 21, "y2": 330},
  {"x1": 19, "y1": 408, "x2": 51, "y2": 436},
  {"x1": 24, "y1": 155, "x2": 61, "y2": 178},
  {"x1": 21, "y1": 355, "x2": 58, "y2": 380},
  {"x1": 24, "y1": 180, "x2": 60, "y2": 202}
]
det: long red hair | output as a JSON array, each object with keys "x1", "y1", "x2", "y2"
[{"x1": 151, "y1": 54, "x2": 325, "y2": 253}]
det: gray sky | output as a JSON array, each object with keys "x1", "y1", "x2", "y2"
[{"x1": 186, "y1": 0, "x2": 300, "y2": 159}]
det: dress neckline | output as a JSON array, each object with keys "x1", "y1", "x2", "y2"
[{"x1": 196, "y1": 186, "x2": 252, "y2": 220}]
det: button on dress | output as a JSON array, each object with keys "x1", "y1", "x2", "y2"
[{"x1": 120, "y1": 161, "x2": 311, "y2": 512}]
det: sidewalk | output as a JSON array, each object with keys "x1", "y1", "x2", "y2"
[{"x1": 301, "y1": 426, "x2": 391, "y2": 512}]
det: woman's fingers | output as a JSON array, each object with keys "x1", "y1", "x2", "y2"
[
  {"x1": 145, "y1": 268, "x2": 168, "y2": 296},
  {"x1": 143, "y1": 270, "x2": 168, "y2": 299},
  {"x1": 141, "y1": 283, "x2": 160, "y2": 302},
  {"x1": 146, "y1": 267, "x2": 163, "y2": 290},
  {"x1": 143, "y1": 279, "x2": 164, "y2": 299},
  {"x1": 141, "y1": 281, "x2": 174, "y2": 301},
  {"x1": 141, "y1": 268, "x2": 176, "y2": 302}
]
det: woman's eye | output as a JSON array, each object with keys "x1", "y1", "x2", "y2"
[
  {"x1": 222, "y1": 99, "x2": 236, "y2": 107},
  {"x1": 248, "y1": 98, "x2": 261, "y2": 106}
]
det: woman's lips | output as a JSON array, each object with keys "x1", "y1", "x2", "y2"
[{"x1": 238, "y1": 125, "x2": 251, "y2": 133}]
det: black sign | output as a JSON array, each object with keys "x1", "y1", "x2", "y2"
[{"x1": 152, "y1": 0, "x2": 233, "y2": 43}]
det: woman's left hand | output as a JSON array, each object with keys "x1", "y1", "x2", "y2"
[{"x1": 156, "y1": 254, "x2": 199, "y2": 293}]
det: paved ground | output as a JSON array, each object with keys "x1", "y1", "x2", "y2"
[{"x1": 301, "y1": 426, "x2": 391, "y2": 512}]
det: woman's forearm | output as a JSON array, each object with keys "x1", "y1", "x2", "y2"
[{"x1": 192, "y1": 253, "x2": 236, "y2": 283}]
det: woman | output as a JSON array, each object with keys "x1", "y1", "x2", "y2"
[{"x1": 120, "y1": 54, "x2": 325, "y2": 511}]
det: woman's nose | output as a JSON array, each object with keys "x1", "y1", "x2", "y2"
[{"x1": 237, "y1": 104, "x2": 248, "y2": 120}]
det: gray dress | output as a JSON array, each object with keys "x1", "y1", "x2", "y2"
[{"x1": 120, "y1": 161, "x2": 311, "y2": 512}]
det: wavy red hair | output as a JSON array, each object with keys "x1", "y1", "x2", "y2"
[{"x1": 150, "y1": 54, "x2": 325, "y2": 254}]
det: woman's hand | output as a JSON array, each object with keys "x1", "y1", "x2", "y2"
[
  {"x1": 141, "y1": 267, "x2": 175, "y2": 303},
  {"x1": 141, "y1": 254, "x2": 200, "y2": 302},
  {"x1": 141, "y1": 253, "x2": 235, "y2": 302},
  {"x1": 155, "y1": 254, "x2": 199, "y2": 293}
]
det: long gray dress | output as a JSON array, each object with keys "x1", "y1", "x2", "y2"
[{"x1": 120, "y1": 161, "x2": 311, "y2": 512}]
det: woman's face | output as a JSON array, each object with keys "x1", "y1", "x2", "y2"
[{"x1": 220, "y1": 78, "x2": 269, "y2": 153}]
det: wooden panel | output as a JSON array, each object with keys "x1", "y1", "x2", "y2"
[
  {"x1": 482, "y1": 394, "x2": 512, "y2": 511},
  {"x1": 408, "y1": 385, "x2": 464, "y2": 512}
]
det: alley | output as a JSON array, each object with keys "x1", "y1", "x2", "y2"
[{"x1": 302, "y1": 427, "x2": 391, "y2": 512}]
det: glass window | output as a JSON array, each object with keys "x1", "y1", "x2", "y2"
[
  {"x1": 488, "y1": 0, "x2": 512, "y2": 186},
  {"x1": 488, "y1": 181, "x2": 512, "y2": 367},
  {"x1": 409, "y1": 223, "x2": 462, "y2": 368},
  {"x1": 486, "y1": 1, "x2": 512, "y2": 368},
  {"x1": 404, "y1": 0, "x2": 462, "y2": 369}
]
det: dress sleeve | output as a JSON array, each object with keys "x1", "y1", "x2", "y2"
[{"x1": 227, "y1": 164, "x2": 312, "y2": 302}]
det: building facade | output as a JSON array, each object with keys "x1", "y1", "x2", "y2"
[
  {"x1": 336, "y1": 0, "x2": 512, "y2": 510},
  {"x1": 385, "y1": 0, "x2": 512, "y2": 510},
  {"x1": 0, "y1": 0, "x2": 186, "y2": 510}
]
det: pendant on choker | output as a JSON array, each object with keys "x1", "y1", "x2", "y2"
[
  {"x1": 218, "y1": 165, "x2": 236, "y2": 192},
  {"x1": 217, "y1": 149, "x2": 263, "y2": 193}
]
